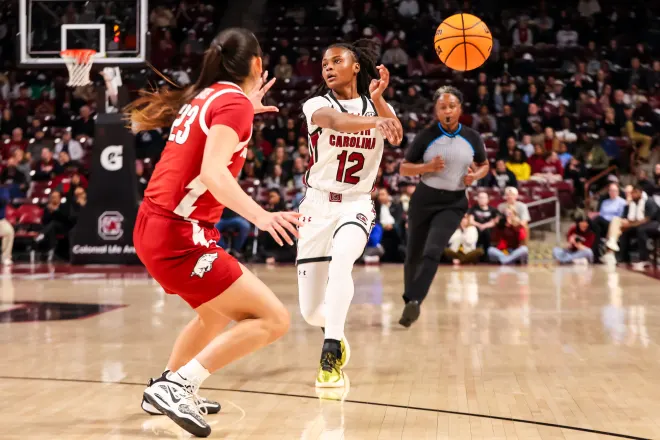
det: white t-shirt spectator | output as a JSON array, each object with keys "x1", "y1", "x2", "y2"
[
  {"x1": 578, "y1": 0, "x2": 601, "y2": 17},
  {"x1": 382, "y1": 47, "x2": 409, "y2": 66},
  {"x1": 398, "y1": 0, "x2": 419, "y2": 17},
  {"x1": 54, "y1": 138, "x2": 84, "y2": 161},
  {"x1": 557, "y1": 28, "x2": 579, "y2": 48}
]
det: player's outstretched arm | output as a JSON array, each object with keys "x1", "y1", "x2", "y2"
[
  {"x1": 200, "y1": 125, "x2": 302, "y2": 246},
  {"x1": 369, "y1": 64, "x2": 403, "y2": 145},
  {"x1": 311, "y1": 108, "x2": 400, "y2": 144}
]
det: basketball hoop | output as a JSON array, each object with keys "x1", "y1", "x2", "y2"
[{"x1": 60, "y1": 49, "x2": 97, "y2": 87}]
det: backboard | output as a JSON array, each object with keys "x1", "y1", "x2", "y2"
[{"x1": 18, "y1": 0, "x2": 149, "y2": 68}]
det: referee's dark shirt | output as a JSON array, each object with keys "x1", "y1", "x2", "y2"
[{"x1": 404, "y1": 123, "x2": 486, "y2": 191}]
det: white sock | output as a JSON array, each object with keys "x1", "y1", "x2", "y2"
[
  {"x1": 324, "y1": 226, "x2": 366, "y2": 341},
  {"x1": 170, "y1": 359, "x2": 211, "y2": 388}
]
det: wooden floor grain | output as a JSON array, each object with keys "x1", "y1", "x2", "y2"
[{"x1": 0, "y1": 264, "x2": 657, "y2": 439}]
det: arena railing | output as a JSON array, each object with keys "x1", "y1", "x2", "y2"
[{"x1": 527, "y1": 195, "x2": 561, "y2": 245}]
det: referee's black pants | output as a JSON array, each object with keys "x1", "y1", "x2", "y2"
[{"x1": 403, "y1": 183, "x2": 468, "y2": 304}]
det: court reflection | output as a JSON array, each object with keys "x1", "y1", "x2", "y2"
[
  {"x1": 300, "y1": 373, "x2": 351, "y2": 439},
  {"x1": 601, "y1": 269, "x2": 650, "y2": 347}
]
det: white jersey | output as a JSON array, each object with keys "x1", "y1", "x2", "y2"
[{"x1": 302, "y1": 92, "x2": 392, "y2": 195}]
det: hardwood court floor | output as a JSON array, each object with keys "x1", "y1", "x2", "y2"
[{"x1": 0, "y1": 263, "x2": 659, "y2": 439}]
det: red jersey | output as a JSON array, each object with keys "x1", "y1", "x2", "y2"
[{"x1": 145, "y1": 81, "x2": 254, "y2": 225}]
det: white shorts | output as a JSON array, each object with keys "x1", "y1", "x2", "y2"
[{"x1": 296, "y1": 188, "x2": 376, "y2": 264}]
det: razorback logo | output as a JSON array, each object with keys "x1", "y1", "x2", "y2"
[
  {"x1": 191, "y1": 253, "x2": 218, "y2": 278},
  {"x1": 356, "y1": 213, "x2": 368, "y2": 225}
]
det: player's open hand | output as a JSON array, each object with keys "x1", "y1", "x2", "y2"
[
  {"x1": 369, "y1": 65, "x2": 390, "y2": 101},
  {"x1": 255, "y1": 210, "x2": 302, "y2": 246},
  {"x1": 248, "y1": 71, "x2": 279, "y2": 114},
  {"x1": 375, "y1": 117, "x2": 402, "y2": 145},
  {"x1": 463, "y1": 166, "x2": 476, "y2": 186}
]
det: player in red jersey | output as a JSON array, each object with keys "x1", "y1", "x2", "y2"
[{"x1": 126, "y1": 28, "x2": 301, "y2": 438}]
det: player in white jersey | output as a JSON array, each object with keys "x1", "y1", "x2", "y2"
[{"x1": 298, "y1": 40, "x2": 402, "y2": 387}]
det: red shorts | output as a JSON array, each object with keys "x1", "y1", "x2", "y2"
[{"x1": 134, "y1": 198, "x2": 243, "y2": 308}]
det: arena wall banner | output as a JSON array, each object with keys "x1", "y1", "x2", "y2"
[{"x1": 70, "y1": 113, "x2": 141, "y2": 264}]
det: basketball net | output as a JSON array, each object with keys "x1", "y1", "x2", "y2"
[{"x1": 60, "y1": 49, "x2": 97, "y2": 87}]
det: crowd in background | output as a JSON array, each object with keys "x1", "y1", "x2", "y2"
[{"x1": 0, "y1": 0, "x2": 659, "y2": 265}]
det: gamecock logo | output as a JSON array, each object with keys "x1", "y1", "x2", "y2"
[{"x1": 98, "y1": 211, "x2": 124, "y2": 240}]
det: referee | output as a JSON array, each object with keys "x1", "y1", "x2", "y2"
[{"x1": 398, "y1": 86, "x2": 489, "y2": 327}]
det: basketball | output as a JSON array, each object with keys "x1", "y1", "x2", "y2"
[{"x1": 434, "y1": 13, "x2": 492, "y2": 71}]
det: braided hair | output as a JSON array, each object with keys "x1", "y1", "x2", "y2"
[{"x1": 304, "y1": 39, "x2": 380, "y2": 102}]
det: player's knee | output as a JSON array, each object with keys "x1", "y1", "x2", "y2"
[
  {"x1": 300, "y1": 303, "x2": 323, "y2": 327},
  {"x1": 266, "y1": 304, "x2": 290, "y2": 342},
  {"x1": 422, "y1": 245, "x2": 444, "y2": 262}
]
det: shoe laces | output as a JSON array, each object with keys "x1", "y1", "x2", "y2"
[
  {"x1": 320, "y1": 351, "x2": 339, "y2": 373},
  {"x1": 172, "y1": 378, "x2": 208, "y2": 416}
]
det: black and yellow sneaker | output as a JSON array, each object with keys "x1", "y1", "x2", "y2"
[
  {"x1": 315, "y1": 340, "x2": 345, "y2": 388},
  {"x1": 320, "y1": 328, "x2": 350, "y2": 369}
]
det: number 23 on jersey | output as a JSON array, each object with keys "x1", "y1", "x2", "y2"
[{"x1": 169, "y1": 104, "x2": 200, "y2": 144}]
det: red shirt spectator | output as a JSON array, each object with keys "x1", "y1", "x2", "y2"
[
  {"x1": 528, "y1": 144, "x2": 547, "y2": 174},
  {"x1": 3, "y1": 128, "x2": 28, "y2": 159},
  {"x1": 492, "y1": 222, "x2": 527, "y2": 250},
  {"x1": 566, "y1": 222, "x2": 595, "y2": 251}
]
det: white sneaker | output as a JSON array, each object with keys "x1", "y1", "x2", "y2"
[
  {"x1": 141, "y1": 373, "x2": 220, "y2": 416},
  {"x1": 572, "y1": 258, "x2": 589, "y2": 265},
  {"x1": 142, "y1": 372, "x2": 211, "y2": 437},
  {"x1": 632, "y1": 262, "x2": 648, "y2": 272},
  {"x1": 606, "y1": 239, "x2": 620, "y2": 252},
  {"x1": 2, "y1": 259, "x2": 12, "y2": 266}
]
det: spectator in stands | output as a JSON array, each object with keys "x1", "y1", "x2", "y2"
[
  {"x1": 528, "y1": 143, "x2": 547, "y2": 174},
  {"x1": 69, "y1": 186, "x2": 87, "y2": 226},
  {"x1": 381, "y1": 39, "x2": 409, "y2": 67},
  {"x1": 264, "y1": 164, "x2": 286, "y2": 189},
  {"x1": 512, "y1": 18, "x2": 533, "y2": 47},
  {"x1": 13, "y1": 149, "x2": 31, "y2": 184},
  {"x1": 215, "y1": 209, "x2": 251, "y2": 260},
  {"x1": 72, "y1": 105, "x2": 94, "y2": 141},
  {"x1": 258, "y1": 189, "x2": 295, "y2": 264},
  {"x1": 468, "y1": 191, "x2": 500, "y2": 254},
  {"x1": 445, "y1": 214, "x2": 483, "y2": 265},
  {"x1": 54, "y1": 130, "x2": 84, "y2": 161},
  {"x1": 556, "y1": 142, "x2": 572, "y2": 168},
  {"x1": 486, "y1": 159, "x2": 517, "y2": 189},
  {"x1": 519, "y1": 134, "x2": 534, "y2": 158},
  {"x1": 35, "y1": 190, "x2": 69, "y2": 261},
  {"x1": 617, "y1": 184, "x2": 660, "y2": 271},
  {"x1": 32, "y1": 147, "x2": 62, "y2": 182},
  {"x1": 505, "y1": 149, "x2": 530, "y2": 182},
  {"x1": 398, "y1": 0, "x2": 419, "y2": 18},
  {"x1": 624, "y1": 106, "x2": 653, "y2": 161},
  {"x1": 294, "y1": 48, "x2": 316, "y2": 82},
  {"x1": 556, "y1": 23, "x2": 579, "y2": 48},
  {"x1": 1, "y1": 156, "x2": 28, "y2": 197},
  {"x1": 498, "y1": 186, "x2": 530, "y2": 229},
  {"x1": 553, "y1": 215, "x2": 596, "y2": 264},
  {"x1": 593, "y1": 183, "x2": 627, "y2": 254},
  {"x1": 488, "y1": 208, "x2": 529, "y2": 265},
  {"x1": 274, "y1": 55, "x2": 293, "y2": 81},
  {"x1": 3, "y1": 127, "x2": 27, "y2": 159},
  {"x1": 533, "y1": 151, "x2": 564, "y2": 182},
  {"x1": 0, "y1": 185, "x2": 13, "y2": 265},
  {"x1": 366, "y1": 188, "x2": 404, "y2": 261}
]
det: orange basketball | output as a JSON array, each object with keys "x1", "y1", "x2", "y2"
[{"x1": 434, "y1": 13, "x2": 492, "y2": 71}]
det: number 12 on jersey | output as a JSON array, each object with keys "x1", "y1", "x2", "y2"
[{"x1": 336, "y1": 151, "x2": 365, "y2": 184}]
